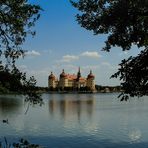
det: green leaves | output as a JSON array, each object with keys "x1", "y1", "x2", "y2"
[
  {"x1": 0, "y1": 0, "x2": 42, "y2": 104},
  {"x1": 0, "y1": 0, "x2": 41, "y2": 51},
  {"x1": 71, "y1": 0, "x2": 148, "y2": 51},
  {"x1": 71, "y1": 0, "x2": 148, "y2": 100},
  {"x1": 111, "y1": 48, "x2": 148, "y2": 100}
]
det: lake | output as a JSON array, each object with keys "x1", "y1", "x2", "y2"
[{"x1": 0, "y1": 93, "x2": 148, "y2": 148}]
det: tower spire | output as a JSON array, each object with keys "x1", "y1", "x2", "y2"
[
  {"x1": 90, "y1": 70, "x2": 92, "y2": 74},
  {"x1": 77, "y1": 67, "x2": 81, "y2": 79}
]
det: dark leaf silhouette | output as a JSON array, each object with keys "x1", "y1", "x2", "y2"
[{"x1": 71, "y1": 0, "x2": 148, "y2": 100}]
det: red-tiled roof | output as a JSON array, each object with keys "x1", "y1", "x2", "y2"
[
  {"x1": 63, "y1": 73, "x2": 86, "y2": 82},
  {"x1": 66, "y1": 74, "x2": 77, "y2": 80}
]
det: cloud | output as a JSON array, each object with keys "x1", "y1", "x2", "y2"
[
  {"x1": 56, "y1": 51, "x2": 101, "y2": 63},
  {"x1": 82, "y1": 65, "x2": 100, "y2": 70},
  {"x1": 25, "y1": 50, "x2": 41, "y2": 56},
  {"x1": 81, "y1": 51, "x2": 101, "y2": 58},
  {"x1": 101, "y1": 62, "x2": 118, "y2": 70},
  {"x1": 60, "y1": 55, "x2": 79, "y2": 62},
  {"x1": 101, "y1": 62, "x2": 111, "y2": 67}
]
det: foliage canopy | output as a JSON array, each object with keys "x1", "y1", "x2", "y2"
[
  {"x1": 71, "y1": 0, "x2": 148, "y2": 100},
  {"x1": 0, "y1": 0, "x2": 42, "y2": 104}
]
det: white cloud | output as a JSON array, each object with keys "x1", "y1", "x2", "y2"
[
  {"x1": 60, "y1": 55, "x2": 79, "y2": 62},
  {"x1": 81, "y1": 51, "x2": 101, "y2": 58},
  {"x1": 25, "y1": 50, "x2": 41, "y2": 56},
  {"x1": 82, "y1": 65, "x2": 100, "y2": 70},
  {"x1": 101, "y1": 62, "x2": 111, "y2": 67},
  {"x1": 55, "y1": 51, "x2": 101, "y2": 63},
  {"x1": 101, "y1": 62, "x2": 118, "y2": 70}
]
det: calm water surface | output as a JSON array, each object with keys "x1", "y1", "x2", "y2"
[{"x1": 0, "y1": 93, "x2": 148, "y2": 148}]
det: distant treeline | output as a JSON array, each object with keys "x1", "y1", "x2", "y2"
[
  {"x1": 46, "y1": 85, "x2": 123, "y2": 93},
  {"x1": 95, "y1": 85, "x2": 122, "y2": 92},
  {"x1": 0, "y1": 82, "x2": 123, "y2": 94}
]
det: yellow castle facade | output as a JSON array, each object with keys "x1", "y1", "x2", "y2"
[{"x1": 48, "y1": 68, "x2": 95, "y2": 91}]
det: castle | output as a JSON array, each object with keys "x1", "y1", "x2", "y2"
[{"x1": 48, "y1": 67, "x2": 95, "y2": 92}]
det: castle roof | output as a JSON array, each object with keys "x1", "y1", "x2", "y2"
[
  {"x1": 66, "y1": 74, "x2": 77, "y2": 80},
  {"x1": 87, "y1": 70, "x2": 95, "y2": 79},
  {"x1": 78, "y1": 77, "x2": 86, "y2": 83},
  {"x1": 60, "y1": 69, "x2": 67, "y2": 78},
  {"x1": 49, "y1": 72, "x2": 57, "y2": 80},
  {"x1": 50, "y1": 69, "x2": 95, "y2": 82},
  {"x1": 59, "y1": 69, "x2": 86, "y2": 82}
]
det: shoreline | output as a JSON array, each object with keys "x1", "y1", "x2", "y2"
[
  {"x1": 46, "y1": 90, "x2": 123, "y2": 94},
  {"x1": 0, "y1": 91, "x2": 123, "y2": 96}
]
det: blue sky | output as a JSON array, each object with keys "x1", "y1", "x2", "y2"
[{"x1": 17, "y1": 0, "x2": 140, "y2": 87}]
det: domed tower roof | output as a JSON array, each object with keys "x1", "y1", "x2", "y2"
[
  {"x1": 60, "y1": 69, "x2": 67, "y2": 78},
  {"x1": 49, "y1": 72, "x2": 56, "y2": 80},
  {"x1": 87, "y1": 70, "x2": 95, "y2": 79}
]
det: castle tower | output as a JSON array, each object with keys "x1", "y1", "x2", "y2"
[
  {"x1": 48, "y1": 72, "x2": 57, "y2": 89},
  {"x1": 59, "y1": 69, "x2": 68, "y2": 89},
  {"x1": 86, "y1": 70, "x2": 95, "y2": 91}
]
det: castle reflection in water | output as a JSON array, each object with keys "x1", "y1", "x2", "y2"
[{"x1": 48, "y1": 95, "x2": 96, "y2": 120}]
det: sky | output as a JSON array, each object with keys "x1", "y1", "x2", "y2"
[{"x1": 17, "y1": 0, "x2": 141, "y2": 87}]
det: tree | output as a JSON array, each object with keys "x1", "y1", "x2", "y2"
[
  {"x1": 71, "y1": 0, "x2": 148, "y2": 100},
  {"x1": 0, "y1": 0, "x2": 42, "y2": 103}
]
